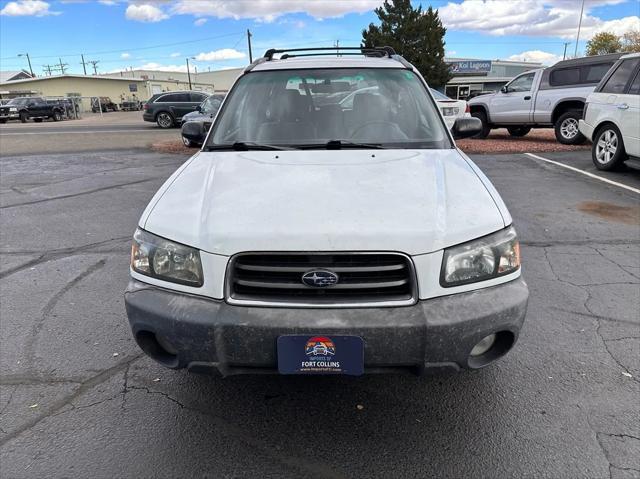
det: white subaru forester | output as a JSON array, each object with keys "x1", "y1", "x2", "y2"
[{"x1": 125, "y1": 47, "x2": 528, "y2": 377}]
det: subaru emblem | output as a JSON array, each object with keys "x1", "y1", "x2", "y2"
[{"x1": 301, "y1": 270, "x2": 339, "y2": 287}]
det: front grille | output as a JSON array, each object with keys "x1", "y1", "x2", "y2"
[{"x1": 227, "y1": 253, "x2": 417, "y2": 307}]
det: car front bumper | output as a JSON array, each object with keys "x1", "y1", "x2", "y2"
[
  {"x1": 124, "y1": 277, "x2": 529, "y2": 376},
  {"x1": 0, "y1": 113, "x2": 19, "y2": 120}
]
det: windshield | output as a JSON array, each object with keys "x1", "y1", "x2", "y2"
[
  {"x1": 201, "y1": 96, "x2": 222, "y2": 113},
  {"x1": 430, "y1": 89, "x2": 450, "y2": 100},
  {"x1": 207, "y1": 68, "x2": 451, "y2": 149}
]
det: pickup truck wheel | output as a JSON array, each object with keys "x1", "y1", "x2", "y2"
[
  {"x1": 470, "y1": 111, "x2": 491, "y2": 139},
  {"x1": 19, "y1": 111, "x2": 28, "y2": 123},
  {"x1": 156, "y1": 112, "x2": 174, "y2": 129},
  {"x1": 52, "y1": 111, "x2": 62, "y2": 122},
  {"x1": 555, "y1": 111, "x2": 586, "y2": 145},
  {"x1": 592, "y1": 125, "x2": 627, "y2": 171},
  {"x1": 507, "y1": 126, "x2": 531, "y2": 137}
]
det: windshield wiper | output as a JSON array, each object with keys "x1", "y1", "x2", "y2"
[
  {"x1": 300, "y1": 140, "x2": 388, "y2": 150},
  {"x1": 204, "y1": 142, "x2": 295, "y2": 151}
]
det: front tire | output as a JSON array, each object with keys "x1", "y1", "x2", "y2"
[
  {"x1": 555, "y1": 111, "x2": 586, "y2": 145},
  {"x1": 592, "y1": 125, "x2": 627, "y2": 171},
  {"x1": 52, "y1": 111, "x2": 62, "y2": 122},
  {"x1": 507, "y1": 126, "x2": 531, "y2": 137},
  {"x1": 471, "y1": 111, "x2": 491, "y2": 139},
  {"x1": 19, "y1": 111, "x2": 28, "y2": 123},
  {"x1": 156, "y1": 112, "x2": 174, "y2": 129}
]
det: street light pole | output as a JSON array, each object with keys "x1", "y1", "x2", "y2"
[
  {"x1": 186, "y1": 58, "x2": 192, "y2": 90},
  {"x1": 563, "y1": 42, "x2": 571, "y2": 60},
  {"x1": 574, "y1": 0, "x2": 585, "y2": 58},
  {"x1": 18, "y1": 53, "x2": 34, "y2": 77}
]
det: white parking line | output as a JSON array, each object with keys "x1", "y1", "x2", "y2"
[
  {"x1": 0, "y1": 129, "x2": 157, "y2": 136},
  {"x1": 524, "y1": 152, "x2": 640, "y2": 195}
]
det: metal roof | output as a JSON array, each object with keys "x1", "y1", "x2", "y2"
[{"x1": 0, "y1": 74, "x2": 145, "y2": 85}]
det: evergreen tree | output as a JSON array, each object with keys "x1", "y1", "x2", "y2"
[{"x1": 362, "y1": 0, "x2": 452, "y2": 87}]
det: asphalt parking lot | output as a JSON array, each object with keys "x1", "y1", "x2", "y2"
[{"x1": 1, "y1": 143, "x2": 639, "y2": 478}]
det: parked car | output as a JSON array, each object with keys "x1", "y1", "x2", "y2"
[
  {"x1": 91, "y1": 97, "x2": 118, "y2": 113},
  {"x1": 121, "y1": 100, "x2": 142, "y2": 111},
  {"x1": 579, "y1": 53, "x2": 640, "y2": 170},
  {"x1": 0, "y1": 97, "x2": 64, "y2": 123},
  {"x1": 142, "y1": 91, "x2": 209, "y2": 128},
  {"x1": 126, "y1": 46, "x2": 528, "y2": 378},
  {"x1": 431, "y1": 88, "x2": 470, "y2": 129},
  {"x1": 467, "y1": 90, "x2": 494, "y2": 100},
  {"x1": 180, "y1": 94, "x2": 225, "y2": 126},
  {"x1": 468, "y1": 53, "x2": 623, "y2": 144},
  {"x1": 181, "y1": 120, "x2": 213, "y2": 148}
]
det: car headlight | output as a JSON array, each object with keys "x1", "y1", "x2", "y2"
[
  {"x1": 440, "y1": 226, "x2": 520, "y2": 287},
  {"x1": 131, "y1": 228, "x2": 203, "y2": 287}
]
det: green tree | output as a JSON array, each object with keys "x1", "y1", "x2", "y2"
[
  {"x1": 585, "y1": 32, "x2": 622, "y2": 56},
  {"x1": 362, "y1": 0, "x2": 452, "y2": 88},
  {"x1": 621, "y1": 29, "x2": 640, "y2": 53}
]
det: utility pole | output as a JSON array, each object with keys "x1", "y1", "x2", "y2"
[
  {"x1": 88, "y1": 60, "x2": 99, "y2": 75},
  {"x1": 562, "y1": 42, "x2": 571, "y2": 60},
  {"x1": 42, "y1": 64, "x2": 54, "y2": 76},
  {"x1": 186, "y1": 58, "x2": 192, "y2": 89},
  {"x1": 57, "y1": 58, "x2": 69, "y2": 74},
  {"x1": 247, "y1": 29, "x2": 253, "y2": 63},
  {"x1": 18, "y1": 53, "x2": 34, "y2": 77},
  {"x1": 80, "y1": 54, "x2": 87, "y2": 75},
  {"x1": 574, "y1": 0, "x2": 585, "y2": 58},
  {"x1": 335, "y1": 39, "x2": 340, "y2": 57}
]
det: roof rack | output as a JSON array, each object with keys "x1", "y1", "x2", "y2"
[{"x1": 263, "y1": 46, "x2": 397, "y2": 61}]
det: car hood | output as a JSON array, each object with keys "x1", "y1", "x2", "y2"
[
  {"x1": 142, "y1": 149, "x2": 507, "y2": 256},
  {"x1": 182, "y1": 111, "x2": 212, "y2": 123},
  {"x1": 468, "y1": 93, "x2": 497, "y2": 104}
]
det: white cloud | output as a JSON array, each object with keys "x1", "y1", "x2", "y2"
[
  {"x1": 138, "y1": 62, "x2": 189, "y2": 72},
  {"x1": 98, "y1": 0, "x2": 117, "y2": 5},
  {"x1": 439, "y1": 0, "x2": 639, "y2": 40},
  {"x1": 121, "y1": 52, "x2": 131, "y2": 59},
  {"x1": 170, "y1": 52, "x2": 181, "y2": 58},
  {"x1": 507, "y1": 50, "x2": 563, "y2": 65},
  {"x1": 171, "y1": 0, "x2": 381, "y2": 21},
  {"x1": 195, "y1": 48, "x2": 246, "y2": 61},
  {"x1": 1, "y1": 0, "x2": 59, "y2": 16},
  {"x1": 125, "y1": 3, "x2": 168, "y2": 22},
  {"x1": 194, "y1": 17, "x2": 207, "y2": 26}
]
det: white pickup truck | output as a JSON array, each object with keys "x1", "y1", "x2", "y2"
[{"x1": 468, "y1": 53, "x2": 622, "y2": 144}]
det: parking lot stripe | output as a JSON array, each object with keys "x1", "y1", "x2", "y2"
[
  {"x1": 0, "y1": 129, "x2": 156, "y2": 136},
  {"x1": 524, "y1": 152, "x2": 640, "y2": 195}
]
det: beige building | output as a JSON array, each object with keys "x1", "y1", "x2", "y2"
[
  {"x1": 0, "y1": 72, "x2": 229, "y2": 110},
  {"x1": 104, "y1": 67, "x2": 243, "y2": 93}
]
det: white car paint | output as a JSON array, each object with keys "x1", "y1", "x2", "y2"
[
  {"x1": 135, "y1": 55, "x2": 520, "y2": 303},
  {"x1": 431, "y1": 89, "x2": 468, "y2": 129},
  {"x1": 579, "y1": 53, "x2": 640, "y2": 159}
]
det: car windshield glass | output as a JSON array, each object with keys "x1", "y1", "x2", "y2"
[
  {"x1": 201, "y1": 96, "x2": 221, "y2": 113},
  {"x1": 7, "y1": 98, "x2": 29, "y2": 105},
  {"x1": 430, "y1": 89, "x2": 449, "y2": 100},
  {"x1": 206, "y1": 68, "x2": 451, "y2": 149}
]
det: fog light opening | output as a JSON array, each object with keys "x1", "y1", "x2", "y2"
[
  {"x1": 467, "y1": 331, "x2": 515, "y2": 369},
  {"x1": 135, "y1": 330, "x2": 179, "y2": 368}
]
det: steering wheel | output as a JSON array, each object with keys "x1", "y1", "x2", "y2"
[{"x1": 349, "y1": 120, "x2": 407, "y2": 140}]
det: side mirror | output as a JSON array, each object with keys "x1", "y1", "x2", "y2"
[
  {"x1": 452, "y1": 117, "x2": 482, "y2": 140},
  {"x1": 181, "y1": 121, "x2": 206, "y2": 143},
  {"x1": 500, "y1": 86, "x2": 508, "y2": 93},
  {"x1": 196, "y1": 105, "x2": 202, "y2": 112}
]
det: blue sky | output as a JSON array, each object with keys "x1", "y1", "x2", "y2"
[{"x1": 1, "y1": 0, "x2": 638, "y2": 76}]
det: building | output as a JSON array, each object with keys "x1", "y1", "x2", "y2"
[
  {"x1": 0, "y1": 70, "x2": 34, "y2": 83},
  {"x1": 444, "y1": 58, "x2": 543, "y2": 99},
  {"x1": 102, "y1": 67, "x2": 244, "y2": 93},
  {"x1": 0, "y1": 72, "x2": 228, "y2": 110}
]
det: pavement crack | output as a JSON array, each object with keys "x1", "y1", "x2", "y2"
[
  {"x1": 0, "y1": 178, "x2": 157, "y2": 210},
  {"x1": 0, "y1": 386, "x2": 17, "y2": 416},
  {"x1": 0, "y1": 353, "x2": 143, "y2": 447},
  {"x1": 23, "y1": 259, "x2": 107, "y2": 369}
]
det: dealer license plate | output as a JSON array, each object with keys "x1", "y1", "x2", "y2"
[{"x1": 277, "y1": 335, "x2": 364, "y2": 376}]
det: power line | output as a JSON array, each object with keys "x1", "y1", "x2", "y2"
[{"x1": 87, "y1": 60, "x2": 100, "y2": 75}]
